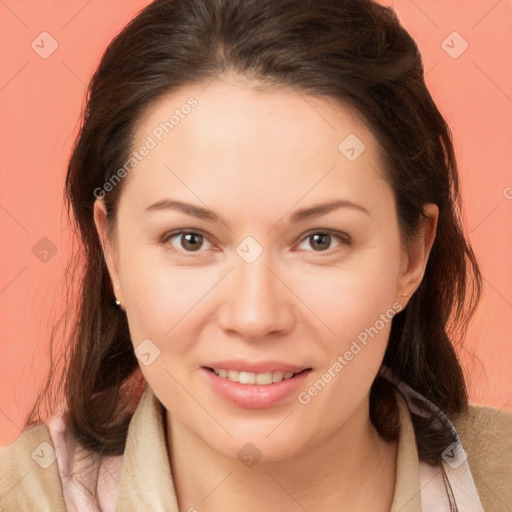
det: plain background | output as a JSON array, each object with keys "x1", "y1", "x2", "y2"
[{"x1": 1, "y1": 0, "x2": 511, "y2": 446}]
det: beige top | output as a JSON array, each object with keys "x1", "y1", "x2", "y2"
[{"x1": 1, "y1": 384, "x2": 511, "y2": 511}]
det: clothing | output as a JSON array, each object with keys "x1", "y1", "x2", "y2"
[{"x1": 1, "y1": 382, "x2": 510, "y2": 511}]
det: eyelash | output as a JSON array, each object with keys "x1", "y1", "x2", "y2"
[{"x1": 160, "y1": 229, "x2": 351, "y2": 257}]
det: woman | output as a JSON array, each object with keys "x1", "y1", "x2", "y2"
[{"x1": 1, "y1": 0, "x2": 510, "y2": 510}]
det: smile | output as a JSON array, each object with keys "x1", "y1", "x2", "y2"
[
  {"x1": 202, "y1": 365, "x2": 312, "y2": 409},
  {"x1": 210, "y1": 368, "x2": 303, "y2": 385}
]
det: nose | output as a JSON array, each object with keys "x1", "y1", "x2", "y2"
[{"x1": 217, "y1": 253, "x2": 295, "y2": 342}]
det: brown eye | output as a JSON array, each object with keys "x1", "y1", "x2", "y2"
[
  {"x1": 180, "y1": 232, "x2": 204, "y2": 251},
  {"x1": 309, "y1": 233, "x2": 332, "y2": 251},
  {"x1": 297, "y1": 230, "x2": 350, "y2": 254},
  {"x1": 162, "y1": 231, "x2": 213, "y2": 253}
]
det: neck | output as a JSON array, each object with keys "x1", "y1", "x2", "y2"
[{"x1": 166, "y1": 398, "x2": 397, "y2": 512}]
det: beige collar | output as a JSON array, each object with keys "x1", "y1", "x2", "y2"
[
  {"x1": 116, "y1": 386, "x2": 179, "y2": 511},
  {"x1": 389, "y1": 392, "x2": 422, "y2": 511},
  {"x1": 116, "y1": 385, "x2": 423, "y2": 511}
]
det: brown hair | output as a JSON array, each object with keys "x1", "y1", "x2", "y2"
[{"x1": 26, "y1": 0, "x2": 481, "y2": 468}]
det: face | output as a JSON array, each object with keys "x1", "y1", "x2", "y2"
[{"x1": 94, "y1": 75, "x2": 437, "y2": 462}]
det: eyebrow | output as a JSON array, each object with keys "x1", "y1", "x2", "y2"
[{"x1": 145, "y1": 198, "x2": 369, "y2": 223}]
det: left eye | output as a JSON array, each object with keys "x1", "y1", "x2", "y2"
[{"x1": 296, "y1": 231, "x2": 348, "y2": 253}]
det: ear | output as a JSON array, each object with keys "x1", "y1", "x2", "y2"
[
  {"x1": 395, "y1": 203, "x2": 439, "y2": 306},
  {"x1": 93, "y1": 198, "x2": 124, "y2": 305}
]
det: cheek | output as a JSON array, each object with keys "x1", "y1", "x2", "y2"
[
  {"x1": 118, "y1": 259, "x2": 209, "y2": 414},
  {"x1": 120, "y1": 265, "x2": 203, "y2": 343},
  {"x1": 302, "y1": 249, "x2": 402, "y2": 344},
  {"x1": 295, "y1": 245, "x2": 402, "y2": 413},
  {"x1": 116, "y1": 222, "x2": 209, "y2": 319},
  {"x1": 296, "y1": 273, "x2": 398, "y2": 426},
  {"x1": 312, "y1": 279, "x2": 395, "y2": 392}
]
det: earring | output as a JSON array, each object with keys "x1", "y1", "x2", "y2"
[{"x1": 114, "y1": 297, "x2": 121, "y2": 308}]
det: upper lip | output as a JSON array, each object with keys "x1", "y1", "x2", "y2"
[{"x1": 203, "y1": 360, "x2": 311, "y2": 373}]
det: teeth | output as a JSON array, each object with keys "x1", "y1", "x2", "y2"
[
  {"x1": 227, "y1": 370, "x2": 240, "y2": 383},
  {"x1": 239, "y1": 371, "x2": 256, "y2": 384},
  {"x1": 255, "y1": 372, "x2": 273, "y2": 385},
  {"x1": 212, "y1": 368, "x2": 299, "y2": 385},
  {"x1": 272, "y1": 371, "x2": 284, "y2": 383}
]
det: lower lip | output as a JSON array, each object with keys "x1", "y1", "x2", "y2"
[{"x1": 201, "y1": 368, "x2": 311, "y2": 409}]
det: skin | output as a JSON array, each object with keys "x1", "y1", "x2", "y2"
[{"x1": 94, "y1": 73, "x2": 438, "y2": 512}]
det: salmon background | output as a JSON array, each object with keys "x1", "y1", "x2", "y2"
[{"x1": 1, "y1": 0, "x2": 511, "y2": 446}]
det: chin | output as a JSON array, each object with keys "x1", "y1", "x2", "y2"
[
  {"x1": 201, "y1": 417, "x2": 312, "y2": 464},
  {"x1": 219, "y1": 435, "x2": 304, "y2": 465}
]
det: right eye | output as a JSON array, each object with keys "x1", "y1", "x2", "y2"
[{"x1": 161, "y1": 230, "x2": 215, "y2": 254}]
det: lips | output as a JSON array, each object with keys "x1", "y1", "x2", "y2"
[{"x1": 201, "y1": 360, "x2": 312, "y2": 409}]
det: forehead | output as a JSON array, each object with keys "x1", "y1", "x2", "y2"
[
  {"x1": 121, "y1": 77, "x2": 390, "y2": 221},
  {"x1": 134, "y1": 77, "x2": 373, "y2": 158}
]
